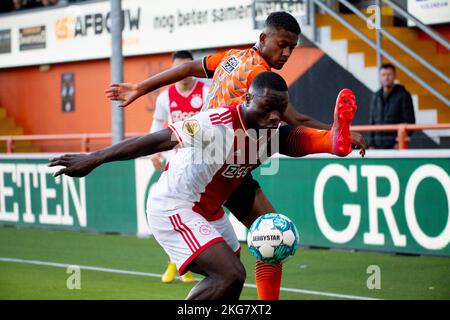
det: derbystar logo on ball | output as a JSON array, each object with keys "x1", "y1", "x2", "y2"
[{"x1": 247, "y1": 213, "x2": 300, "y2": 265}]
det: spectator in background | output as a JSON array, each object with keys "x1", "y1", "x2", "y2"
[
  {"x1": 39, "y1": 0, "x2": 59, "y2": 6},
  {"x1": 368, "y1": 63, "x2": 415, "y2": 149},
  {"x1": 12, "y1": 0, "x2": 23, "y2": 10},
  {"x1": 31, "y1": 0, "x2": 59, "y2": 8}
]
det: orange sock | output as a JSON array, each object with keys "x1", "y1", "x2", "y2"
[
  {"x1": 285, "y1": 126, "x2": 332, "y2": 156},
  {"x1": 255, "y1": 260, "x2": 282, "y2": 300}
]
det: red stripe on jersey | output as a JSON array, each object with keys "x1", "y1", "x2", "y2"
[
  {"x1": 210, "y1": 114, "x2": 224, "y2": 125},
  {"x1": 209, "y1": 114, "x2": 221, "y2": 124},
  {"x1": 168, "y1": 125, "x2": 183, "y2": 146},
  {"x1": 224, "y1": 105, "x2": 245, "y2": 130},
  {"x1": 169, "y1": 215, "x2": 196, "y2": 252},
  {"x1": 175, "y1": 214, "x2": 201, "y2": 249},
  {"x1": 192, "y1": 105, "x2": 250, "y2": 221},
  {"x1": 219, "y1": 110, "x2": 232, "y2": 118},
  {"x1": 220, "y1": 114, "x2": 232, "y2": 122},
  {"x1": 210, "y1": 111, "x2": 234, "y2": 126}
]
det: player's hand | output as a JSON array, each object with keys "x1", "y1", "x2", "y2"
[
  {"x1": 350, "y1": 131, "x2": 366, "y2": 157},
  {"x1": 48, "y1": 154, "x2": 99, "y2": 178},
  {"x1": 151, "y1": 155, "x2": 164, "y2": 171},
  {"x1": 105, "y1": 82, "x2": 142, "y2": 108}
]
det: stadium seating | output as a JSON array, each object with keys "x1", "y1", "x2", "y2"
[{"x1": 316, "y1": 6, "x2": 450, "y2": 124}]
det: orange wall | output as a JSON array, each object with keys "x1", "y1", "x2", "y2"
[
  {"x1": 0, "y1": 53, "x2": 172, "y2": 134},
  {"x1": 274, "y1": 48, "x2": 323, "y2": 86},
  {"x1": 0, "y1": 46, "x2": 323, "y2": 135}
]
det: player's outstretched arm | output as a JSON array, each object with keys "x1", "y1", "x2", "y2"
[
  {"x1": 282, "y1": 103, "x2": 366, "y2": 156},
  {"x1": 48, "y1": 129, "x2": 178, "y2": 178},
  {"x1": 105, "y1": 60, "x2": 206, "y2": 108}
]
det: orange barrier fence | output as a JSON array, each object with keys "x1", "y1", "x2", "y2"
[
  {"x1": 350, "y1": 123, "x2": 450, "y2": 149},
  {"x1": 0, "y1": 124, "x2": 450, "y2": 153},
  {"x1": 0, "y1": 133, "x2": 142, "y2": 153}
]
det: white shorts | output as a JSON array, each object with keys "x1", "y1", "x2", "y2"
[{"x1": 147, "y1": 209, "x2": 241, "y2": 275}]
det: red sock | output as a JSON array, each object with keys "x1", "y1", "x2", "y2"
[
  {"x1": 255, "y1": 260, "x2": 282, "y2": 300},
  {"x1": 286, "y1": 127, "x2": 332, "y2": 156}
]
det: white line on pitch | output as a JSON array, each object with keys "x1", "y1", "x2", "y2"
[{"x1": 0, "y1": 257, "x2": 380, "y2": 300}]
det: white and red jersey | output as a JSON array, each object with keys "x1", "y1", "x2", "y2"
[
  {"x1": 147, "y1": 104, "x2": 276, "y2": 222},
  {"x1": 150, "y1": 80, "x2": 210, "y2": 133}
]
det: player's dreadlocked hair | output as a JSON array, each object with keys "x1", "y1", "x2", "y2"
[
  {"x1": 265, "y1": 11, "x2": 301, "y2": 35},
  {"x1": 251, "y1": 71, "x2": 288, "y2": 92},
  {"x1": 172, "y1": 50, "x2": 193, "y2": 61}
]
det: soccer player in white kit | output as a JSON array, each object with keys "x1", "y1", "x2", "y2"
[
  {"x1": 50, "y1": 72, "x2": 357, "y2": 299},
  {"x1": 106, "y1": 12, "x2": 366, "y2": 299},
  {"x1": 150, "y1": 51, "x2": 209, "y2": 283}
]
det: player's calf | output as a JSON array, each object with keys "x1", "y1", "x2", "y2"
[
  {"x1": 185, "y1": 242, "x2": 246, "y2": 300},
  {"x1": 279, "y1": 89, "x2": 358, "y2": 158}
]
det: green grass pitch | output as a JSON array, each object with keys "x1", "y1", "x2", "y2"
[{"x1": 0, "y1": 227, "x2": 449, "y2": 300}]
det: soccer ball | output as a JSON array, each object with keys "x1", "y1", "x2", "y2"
[{"x1": 247, "y1": 213, "x2": 299, "y2": 265}]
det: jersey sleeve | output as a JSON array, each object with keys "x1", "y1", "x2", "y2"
[
  {"x1": 168, "y1": 112, "x2": 211, "y2": 149},
  {"x1": 202, "y1": 51, "x2": 227, "y2": 78},
  {"x1": 246, "y1": 66, "x2": 267, "y2": 90},
  {"x1": 150, "y1": 90, "x2": 169, "y2": 133}
]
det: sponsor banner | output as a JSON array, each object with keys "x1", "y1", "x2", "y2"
[
  {"x1": 0, "y1": 157, "x2": 137, "y2": 234},
  {"x1": 0, "y1": 0, "x2": 306, "y2": 68},
  {"x1": 254, "y1": 157, "x2": 450, "y2": 256},
  {"x1": 1, "y1": 153, "x2": 448, "y2": 256},
  {"x1": 407, "y1": 0, "x2": 450, "y2": 25},
  {"x1": 19, "y1": 25, "x2": 46, "y2": 51},
  {"x1": 0, "y1": 29, "x2": 12, "y2": 54}
]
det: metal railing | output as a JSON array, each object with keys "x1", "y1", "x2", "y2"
[
  {"x1": 1, "y1": 125, "x2": 450, "y2": 153},
  {"x1": 339, "y1": 0, "x2": 449, "y2": 84},
  {"x1": 307, "y1": 0, "x2": 450, "y2": 107},
  {"x1": 0, "y1": 132, "x2": 142, "y2": 154},
  {"x1": 351, "y1": 123, "x2": 450, "y2": 149}
]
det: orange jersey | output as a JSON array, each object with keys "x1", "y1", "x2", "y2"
[{"x1": 201, "y1": 46, "x2": 271, "y2": 110}]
